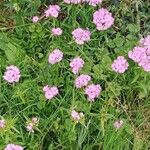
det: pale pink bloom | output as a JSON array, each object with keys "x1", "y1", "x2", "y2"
[
  {"x1": 84, "y1": 0, "x2": 103, "y2": 6},
  {"x1": 70, "y1": 57, "x2": 84, "y2": 74},
  {"x1": 128, "y1": 46, "x2": 150, "y2": 72},
  {"x1": 44, "y1": 5, "x2": 60, "y2": 18},
  {"x1": 93, "y1": 8, "x2": 114, "y2": 30},
  {"x1": 72, "y1": 28, "x2": 91, "y2": 45},
  {"x1": 75, "y1": 74, "x2": 91, "y2": 88},
  {"x1": 64, "y1": 0, "x2": 81, "y2": 4},
  {"x1": 51, "y1": 27, "x2": 63, "y2": 36},
  {"x1": 4, "y1": 144, "x2": 23, "y2": 150},
  {"x1": 85, "y1": 84, "x2": 102, "y2": 101},
  {"x1": 114, "y1": 120, "x2": 123, "y2": 130},
  {"x1": 43, "y1": 85, "x2": 59, "y2": 100},
  {"x1": 32, "y1": 16, "x2": 39, "y2": 23},
  {"x1": 111, "y1": 56, "x2": 129, "y2": 73},
  {"x1": 48, "y1": 49, "x2": 63, "y2": 64},
  {"x1": 32, "y1": 117, "x2": 39, "y2": 124},
  {"x1": 0, "y1": 119, "x2": 5, "y2": 128},
  {"x1": 26, "y1": 122, "x2": 34, "y2": 133},
  {"x1": 3, "y1": 65, "x2": 21, "y2": 83},
  {"x1": 71, "y1": 110, "x2": 84, "y2": 122},
  {"x1": 140, "y1": 35, "x2": 150, "y2": 47}
]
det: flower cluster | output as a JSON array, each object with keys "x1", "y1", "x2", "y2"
[
  {"x1": 140, "y1": 35, "x2": 150, "y2": 47},
  {"x1": 111, "y1": 56, "x2": 129, "y2": 73},
  {"x1": 75, "y1": 74, "x2": 91, "y2": 88},
  {"x1": 93, "y1": 8, "x2": 114, "y2": 30},
  {"x1": 43, "y1": 85, "x2": 59, "y2": 100},
  {"x1": 71, "y1": 110, "x2": 84, "y2": 123},
  {"x1": 26, "y1": 117, "x2": 39, "y2": 133},
  {"x1": 3, "y1": 65, "x2": 21, "y2": 83},
  {"x1": 64, "y1": 0, "x2": 102, "y2": 6},
  {"x1": 70, "y1": 57, "x2": 84, "y2": 74},
  {"x1": 128, "y1": 46, "x2": 150, "y2": 72},
  {"x1": 44, "y1": 5, "x2": 60, "y2": 18},
  {"x1": 51, "y1": 27, "x2": 63, "y2": 36},
  {"x1": 72, "y1": 28, "x2": 91, "y2": 45},
  {"x1": 114, "y1": 120, "x2": 124, "y2": 130},
  {"x1": 85, "y1": 84, "x2": 102, "y2": 101},
  {"x1": 48, "y1": 49, "x2": 63, "y2": 64},
  {"x1": 0, "y1": 119, "x2": 5, "y2": 128},
  {"x1": 4, "y1": 144, "x2": 23, "y2": 150}
]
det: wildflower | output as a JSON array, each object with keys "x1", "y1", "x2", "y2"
[
  {"x1": 111, "y1": 56, "x2": 129, "y2": 73},
  {"x1": 128, "y1": 47, "x2": 150, "y2": 72},
  {"x1": 70, "y1": 57, "x2": 84, "y2": 74},
  {"x1": 84, "y1": 0, "x2": 103, "y2": 6},
  {"x1": 140, "y1": 35, "x2": 150, "y2": 47},
  {"x1": 48, "y1": 49, "x2": 63, "y2": 64},
  {"x1": 64, "y1": 0, "x2": 81, "y2": 4},
  {"x1": 75, "y1": 74, "x2": 91, "y2": 88},
  {"x1": 43, "y1": 85, "x2": 59, "y2": 100},
  {"x1": 3, "y1": 65, "x2": 21, "y2": 83},
  {"x1": 4, "y1": 144, "x2": 23, "y2": 150},
  {"x1": 72, "y1": 28, "x2": 91, "y2": 45},
  {"x1": 32, "y1": 16, "x2": 39, "y2": 23},
  {"x1": 93, "y1": 8, "x2": 114, "y2": 30},
  {"x1": 71, "y1": 110, "x2": 84, "y2": 123},
  {"x1": 85, "y1": 84, "x2": 102, "y2": 101},
  {"x1": 51, "y1": 27, "x2": 63, "y2": 36},
  {"x1": 44, "y1": 5, "x2": 60, "y2": 18},
  {"x1": 114, "y1": 120, "x2": 123, "y2": 130},
  {"x1": 0, "y1": 119, "x2": 5, "y2": 128}
]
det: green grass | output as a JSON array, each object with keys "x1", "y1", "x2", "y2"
[{"x1": 0, "y1": 0, "x2": 150, "y2": 149}]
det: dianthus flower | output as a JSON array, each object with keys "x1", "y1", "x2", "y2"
[
  {"x1": 43, "y1": 85, "x2": 59, "y2": 100},
  {"x1": 64, "y1": 0, "x2": 81, "y2": 4},
  {"x1": 93, "y1": 8, "x2": 114, "y2": 30},
  {"x1": 128, "y1": 46, "x2": 150, "y2": 72},
  {"x1": 32, "y1": 16, "x2": 39, "y2": 23},
  {"x1": 71, "y1": 110, "x2": 84, "y2": 123},
  {"x1": 44, "y1": 5, "x2": 60, "y2": 18},
  {"x1": 75, "y1": 74, "x2": 91, "y2": 88},
  {"x1": 3, "y1": 65, "x2": 21, "y2": 83},
  {"x1": 48, "y1": 49, "x2": 63, "y2": 64},
  {"x1": 111, "y1": 56, "x2": 129, "y2": 73},
  {"x1": 114, "y1": 120, "x2": 123, "y2": 130},
  {"x1": 51, "y1": 27, "x2": 63, "y2": 36},
  {"x1": 26, "y1": 117, "x2": 39, "y2": 133},
  {"x1": 72, "y1": 28, "x2": 91, "y2": 45},
  {"x1": 139, "y1": 35, "x2": 150, "y2": 47},
  {"x1": 4, "y1": 144, "x2": 23, "y2": 150},
  {"x1": 85, "y1": 84, "x2": 102, "y2": 101},
  {"x1": 84, "y1": 0, "x2": 103, "y2": 6},
  {"x1": 0, "y1": 119, "x2": 5, "y2": 128},
  {"x1": 70, "y1": 57, "x2": 84, "y2": 74}
]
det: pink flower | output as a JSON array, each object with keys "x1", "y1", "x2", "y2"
[
  {"x1": 3, "y1": 65, "x2": 21, "y2": 83},
  {"x1": 85, "y1": 84, "x2": 102, "y2": 101},
  {"x1": 84, "y1": 0, "x2": 103, "y2": 6},
  {"x1": 70, "y1": 57, "x2": 84, "y2": 74},
  {"x1": 44, "y1": 5, "x2": 60, "y2": 18},
  {"x1": 93, "y1": 8, "x2": 114, "y2": 30},
  {"x1": 32, "y1": 117, "x2": 39, "y2": 124},
  {"x1": 4, "y1": 144, "x2": 23, "y2": 150},
  {"x1": 0, "y1": 119, "x2": 5, "y2": 128},
  {"x1": 114, "y1": 120, "x2": 123, "y2": 130},
  {"x1": 32, "y1": 16, "x2": 39, "y2": 23},
  {"x1": 111, "y1": 56, "x2": 129, "y2": 73},
  {"x1": 140, "y1": 35, "x2": 150, "y2": 47},
  {"x1": 64, "y1": 0, "x2": 81, "y2": 4},
  {"x1": 51, "y1": 27, "x2": 63, "y2": 36},
  {"x1": 75, "y1": 74, "x2": 91, "y2": 88},
  {"x1": 71, "y1": 110, "x2": 84, "y2": 123},
  {"x1": 26, "y1": 122, "x2": 34, "y2": 133},
  {"x1": 48, "y1": 49, "x2": 63, "y2": 64},
  {"x1": 43, "y1": 85, "x2": 59, "y2": 100},
  {"x1": 128, "y1": 46, "x2": 150, "y2": 72},
  {"x1": 72, "y1": 28, "x2": 91, "y2": 45}
]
